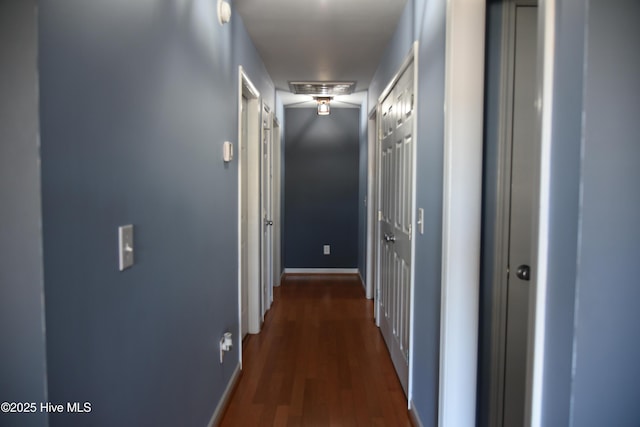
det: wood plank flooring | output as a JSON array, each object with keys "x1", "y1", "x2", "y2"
[{"x1": 220, "y1": 274, "x2": 412, "y2": 427}]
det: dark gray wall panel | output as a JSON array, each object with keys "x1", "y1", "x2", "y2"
[
  {"x1": 0, "y1": 2, "x2": 48, "y2": 426},
  {"x1": 571, "y1": 1, "x2": 640, "y2": 425},
  {"x1": 477, "y1": 2, "x2": 503, "y2": 425},
  {"x1": 284, "y1": 108, "x2": 360, "y2": 269},
  {"x1": 38, "y1": 2, "x2": 272, "y2": 426}
]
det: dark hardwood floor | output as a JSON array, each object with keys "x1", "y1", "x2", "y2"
[{"x1": 219, "y1": 274, "x2": 413, "y2": 427}]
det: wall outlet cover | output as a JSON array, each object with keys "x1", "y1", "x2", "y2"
[{"x1": 323, "y1": 245, "x2": 330, "y2": 255}]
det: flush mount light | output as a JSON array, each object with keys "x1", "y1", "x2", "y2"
[
  {"x1": 217, "y1": 0, "x2": 231, "y2": 25},
  {"x1": 289, "y1": 81, "x2": 356, "y2": 96},
  {"x1": 316, "y1": 97, "x2": 331, "y2": 116}
]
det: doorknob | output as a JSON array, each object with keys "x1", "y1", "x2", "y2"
[
  {"x1": 516, "y1": 265, "x2": 530, "y2": 281},
  {"x1": 383, "y1": 233, "x2": 396, "y2": 243},
  {"x1": 264, "y1": 219, "x2": 273, "y2": 226}
]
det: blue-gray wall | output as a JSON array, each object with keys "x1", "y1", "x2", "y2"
[
  {"x1": 283, "y1": 108, "x2": 360, "y2": 269},
  {"x1": 369, "y1": 0, "x2": 445, "y2": 424},
  {"x1": 542, "y1": 1, "x2": 640, "y2": 425},
  {"x1": 357, "y1": 99, "x2": 369, "y2": 280},
  {"x1": 539, "y1": 1, "x2": 586, "y2": 424},
  {"x1": 0, "y1": 2, "x2": 49, "y2": 427},
  {"x1": 37, "y1": 1, "x2": 275, "y2": 426}
]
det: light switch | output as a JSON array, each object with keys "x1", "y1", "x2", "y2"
[
  {"x1": 118, "y1": 225, "x2": 134, "y2": 271},
  {"x1": 417, "y1": 208, "x2": 424, "y2": 235},
  {"x1": 323, "y1": 245, "x2": 330, "y2": 255},
  {"x1": 223, "y1": 141, "x2": 233, "y2": 162}
]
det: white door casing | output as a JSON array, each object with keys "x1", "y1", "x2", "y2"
[
  {"x1": 366, "y1": 109, "x2": 377, "y2": 301},
  {"x1": 438, "y1": 0, "x2": 485, "y2": 425},
  {"x1": 238, "y1": 66, "x2": 262, "y2": 340},
  {"x1": 240, "y1": 94, "x2": 249, "y2": 339},
  {"x1": 260, "y1": 104, "x2": 274, "y2": 319},
  {"x1": 272, "y1": 117, "x2": 282, "y2": 289}
]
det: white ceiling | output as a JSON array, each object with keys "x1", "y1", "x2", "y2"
[{"x1": 234, "y1": 0, "x2": 408, "y2": 107}]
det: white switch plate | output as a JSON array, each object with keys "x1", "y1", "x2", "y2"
[
  {"x1": 223, "y1": 141, "x2": 233, "y2": 162},
  {"x1": 323, "y1": 245, "x2": 330, "y2": 255},
  {"x1": 118, "y1": 225, "x2": 134, "y2": 271}
]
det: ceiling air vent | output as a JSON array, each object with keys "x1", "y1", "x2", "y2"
[{"x1": 288, "y1": 81, "x2": 356, "y2": 96}]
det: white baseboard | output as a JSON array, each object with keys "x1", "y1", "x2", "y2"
[
  {"x1": 207, "y1": 363, "x2": 241, "y2": 427},
  {"x1": 283, "y1": 268, "x2": 359, "y2": 274},
  {"x1": 409, "y1": 400, "x2": 425, "y2": 427}
]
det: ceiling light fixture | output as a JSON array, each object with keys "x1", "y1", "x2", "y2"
[
  {"x1": 217, "y1": 0, "x2": 231, "y2": 25},
  {"x1": 316, "y1": 97, "x2": 331, "y2": 116},
  {"x1": 289, "y1": 81, "x2": 356, "y2": 96}
]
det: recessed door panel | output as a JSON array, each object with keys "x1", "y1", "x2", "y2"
[{"x1": 503, "y1": 5, "x2": 538, "y2": 426}]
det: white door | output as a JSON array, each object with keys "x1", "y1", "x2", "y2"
[
  {"x1": 260, "y1": 105, "x2": 273, "y2": 318},
  {"x1": 272, "y1": 119, "x2": 282, "y2": 288},
  {"x1": 378, "y1": 60, "x2": 415, "y2": 395},
  {"x1": 503, "y1": 4, "x2": 538, "y2": 426},
  {"x1": 240, "y1": 95, "x2": 249, "y2": 337}
]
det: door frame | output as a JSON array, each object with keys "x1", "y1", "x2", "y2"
[
  {"x1": 528, "y1": 1, "x2": 556, "y2": 425},
  {"x1": 374, "y1": 41, "x2": 419, "y2": 401},
  {"x1": 488, "y1": 1, "x2": 538, "y2": 425},
  {"x1": 260, "y1": 102, "x2": 273, "y2": 319},
  {"x1": 272, "y1": 116, "x2": 282, "y2": 289},
  {"x1": 437, "y1": 1, "x2": 486, "y2": 426},
  {"x1": 366, "y1": 108, "x2": 377, "y2": 301},
  {"x1": 237, "y1": 66, "x2": 262, "y2": 355}
]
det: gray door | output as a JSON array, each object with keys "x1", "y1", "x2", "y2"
[
  {"x1": 378, "y1": 60, "x2": 414, "y2": 395},
  {"x1": 503, "y1": 5, "x2": 538, "y2": 426}
]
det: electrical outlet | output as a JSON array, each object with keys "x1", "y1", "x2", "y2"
[{"x1": 323, "y1": 245, "x2": 330, "y2": 255}]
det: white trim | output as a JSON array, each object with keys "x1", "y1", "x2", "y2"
[
  {"x1": 207, "y1": 363, "x2": 241, "y2": 427},
  {"x1": 238, "y1": 66, "x2": 261, "y2": 360},
  {"x1": 527, "y1": 1, "x2": 555, "y2": 426},
  {"x1": 377, "y1": 44, "x2": 417, "y2": 105},
  {"x1": 438, "y1": 1, "x2": 485, "y2": 426},
  {"x1": 283, "y1": 268, "x2": 359, "y2": 274},
  {"x1": 365, "y1": 108, "x2": 377, "y2": 300}
]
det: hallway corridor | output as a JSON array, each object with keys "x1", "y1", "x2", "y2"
[{"x1": 220, "y1": 275, "x2": 412, "y2": 426}]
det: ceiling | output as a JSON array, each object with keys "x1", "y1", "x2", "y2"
[{"x1": 233, "y1": 0, "x2": 408, "y2": 107}]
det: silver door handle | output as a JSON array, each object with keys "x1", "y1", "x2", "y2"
[
  {"x1": 383, "y1": 233, "x2": 396, "y2": 243},
  {"x1": 264, "y1": 219, "x2": 273, "y2": 226}
]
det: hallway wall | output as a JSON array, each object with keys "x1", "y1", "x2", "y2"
[
  {"x1": 0, "y1": 2, "x2": 48, "y2": 427},
  {"x1": 357, "y1": 99, "x2": 369, "y2": 281},
  {"x1": 369, "y1": 0, "x2": 446, "y2": 425},
  {"x1": 37, "y1": 1, "x2": 275, "y2": 426},
  {"x1": 542, "y1": 1, "x2": 640, "y2": 425},
  {"x1": 283, "y1": 108, "x2": 360, "y2": 269}
]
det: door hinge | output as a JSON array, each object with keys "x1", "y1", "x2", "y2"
[
  {"x1": 378, "y1": 210, "x2": 383, "y2": 221},
  {"x1": 409, "y1": 223, "x2": 412, "y2": 240}
]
